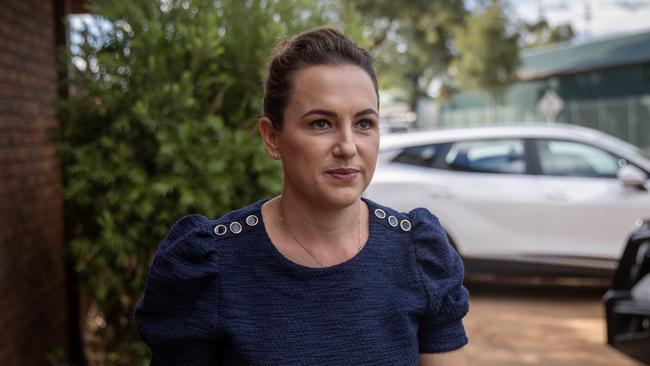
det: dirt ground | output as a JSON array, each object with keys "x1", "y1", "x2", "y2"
[{"x1": 463, "y1": 277, "x2": 642, "y2": 366}]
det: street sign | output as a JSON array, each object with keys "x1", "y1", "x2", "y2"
[{"x1": 537, "y1": 89, "x2": 564, "y2": 123}]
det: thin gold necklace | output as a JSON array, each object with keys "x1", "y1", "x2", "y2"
[{"x1": 279, "y1": 198, "x2": 362, "y2": 267}]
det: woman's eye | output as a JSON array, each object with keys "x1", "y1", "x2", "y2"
[
  {"x1": 356, "y1": 119, "x2": 375, "y2": 129},
  {"x1": 310, "y1": 119, "x2": 331, "y2": 129}
]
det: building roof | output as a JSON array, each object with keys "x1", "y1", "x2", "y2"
[{"x1": 519, "y1": 30, "x2": 650, "y2": 80}]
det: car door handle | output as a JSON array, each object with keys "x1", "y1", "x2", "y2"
[
  {"x1": 543, "y1": 192, "x2": 568, "y2": 201},
  {"x1": 429, "y1": 187, "x2": 454, "y2": 199}
]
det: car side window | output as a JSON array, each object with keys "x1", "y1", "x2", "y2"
[
  {"x1": 444, "y1": 139, "x2": 526, "y2": 174},
  {"x1": 392, "y1": 144, "x2": 441, "y2": 167},
  {"x1": 535, "y1": 139, "x2": 623, "y2": 178}
]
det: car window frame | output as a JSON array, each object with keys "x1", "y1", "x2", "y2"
[
  {"x1": 434, "y1": 137, "x2": 532, "y2": 175},
  {"x1": 388, "y1": 136, "x2": 648, "y2": 178},
  {"x1": 527, "y1": 137, "x2": 644, "y2": 178},
  {"x1": 390, "y1": 142, "x2": 451, "y2": 168}
]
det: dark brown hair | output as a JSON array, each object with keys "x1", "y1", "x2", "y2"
[{"x1": 263, "y1": 27, "x2": 379, "y2": 130}]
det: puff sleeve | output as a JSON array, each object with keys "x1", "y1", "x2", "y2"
[
  {"x1": 410, "y1": 207, "x2": 469, "y2": 353},
  {"x1": 134, "y1": 214, "x2": 222, "y2": 365}
]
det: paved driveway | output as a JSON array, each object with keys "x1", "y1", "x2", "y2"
[{"x1": 463, "y1": 278, "x2": 642, "y2": 366}]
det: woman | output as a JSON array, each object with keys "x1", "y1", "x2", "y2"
[{"x1": 135, "y1": 27, "x2": 469, "y2": 365}]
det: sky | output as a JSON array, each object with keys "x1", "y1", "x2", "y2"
[
  {"x1": 510, "y1": 0, "x2": 650, "y2": 41},
  {"x1": 69, "y1": 1, "x2": 650, "y2": 43}
]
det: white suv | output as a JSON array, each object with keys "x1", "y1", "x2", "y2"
[{"x1": 365, "y1": 124, "x2": 650, "y2": 277}]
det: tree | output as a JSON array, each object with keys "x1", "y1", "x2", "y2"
[
  {"x1": 520, "y1": 19, "x2": 574, "y2": 48},
  {"x1": 56, "y1": 0, "x2": 330, "y2": 364},
  {"x1": 347, "y1": 0, "x2": 467, "y2": 112},
  {"x1": 452, "y1": 0, "x2": 519, "y2": 111}
]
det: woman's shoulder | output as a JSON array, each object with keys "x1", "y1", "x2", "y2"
[
  {"x1": 151, "y1": 198, "x2": 269, "y2": 276},
  {"x1": 363, "y1": 197, "x2": 445, "y2": 239},
  {"x1": 135, "y1": 199, "x2": 269, "y2": 335},
  {"x1": 136, "y1": 203, "x2": 258, "y2": 359},
  {"x1": 363, "y1": 197, "x2": 415, "y2": 235},
  {"x1": 367, "y1": 200, "x2": 469, "y2": 348},
  {"x1": 208, "y1": 198, "x2": 268, "y2": 242},
  {"x1": 363, "y1": 197, "x2": 460, "y2": 274},
  {"x1": 161, "y1": 198, "x2": 267, "y2": 247},
  {"x1": 408, "y1": 207, "x2": 463, "y2": 281}
]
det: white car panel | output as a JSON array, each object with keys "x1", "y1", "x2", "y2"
[
  {"x1": 368, "y1": 166, "x2": 539, "y2": 257},
  {"x1": 536, "y1": 176, "x2": 650, "y2": 259},
  {"x1": 366, "y1": 123, "x2": 650, "y2": 274}
]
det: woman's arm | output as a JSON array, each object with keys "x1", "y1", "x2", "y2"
[{"x1": 419, "y1": 348, "x2": 468, "y2": 366}]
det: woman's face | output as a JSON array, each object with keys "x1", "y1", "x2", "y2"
[{"x1": 267, "y1": 64, "x2": 380, "y2": 209}]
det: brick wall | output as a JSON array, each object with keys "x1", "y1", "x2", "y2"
[{"x1": 0, "y1": 0, "x2": 69, "y2": 364}]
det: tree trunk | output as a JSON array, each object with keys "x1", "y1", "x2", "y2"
[{"x1": 408, "y1": 74, "x2": 420, "y2": 113}]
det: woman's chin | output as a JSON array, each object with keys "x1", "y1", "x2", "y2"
[
  {"x1": 284, "y1": 178, "x2": 368, "y2": 209},
  {"x1": 319, "y1": 187, "x2": 365, "y2": 208}
]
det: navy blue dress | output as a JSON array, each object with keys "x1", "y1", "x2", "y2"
[{"x1": 134, "y1": 197, "x2": 469, "y2": 365}]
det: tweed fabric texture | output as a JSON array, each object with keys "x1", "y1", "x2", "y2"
[{"x1": 135, "y1": 197, "x2": 469, "y2": 365}]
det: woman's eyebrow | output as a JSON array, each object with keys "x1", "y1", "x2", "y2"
[
  {"x1": 301, "y1": 109, "x2": 337, "y2": 118},
  {"x1": 354, "y1": 108, "x2": 378, "y2": 117},
  {"x1": 300, "y1": 108, "x2": 378, "y2": 118}
]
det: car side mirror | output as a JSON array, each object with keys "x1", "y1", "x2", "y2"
[{"x1": 617, "y1": 165, "x2": 648, "y2": 190}]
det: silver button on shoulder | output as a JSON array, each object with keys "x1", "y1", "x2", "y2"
[
  {"x1": 400, "y1": 219, "x2": 412, "y2": 232},
  {"x1": 245, "y1": 214, "x2": 259, "y2": 227},
  {"x1": 229, "y1": 221, "x2": 243, "y2": 234},
  {"x1": 374, "y1": 208, "x2": 386, "y2": 219},
  {"x1": 388, "y1": 215, "x2": 398, "y2": 227},
  {"x1": 214, "y1": 224, "x2": 227, "y2": 236}
]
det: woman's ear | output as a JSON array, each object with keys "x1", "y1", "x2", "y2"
[{"x1": 259, "y1": 116, "x2": 281, "y2": 159}]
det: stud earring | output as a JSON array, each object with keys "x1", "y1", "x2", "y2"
[{"x1": 272, "y1": 153, "x2": 280, "y2": 160}]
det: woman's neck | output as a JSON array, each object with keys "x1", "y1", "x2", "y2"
[{"x1": 278, "y1": 191, "x2": 363, "y2": 249}]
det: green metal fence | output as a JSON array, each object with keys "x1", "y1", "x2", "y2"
[{"x1": 438, "y1": 94, "x2": 650, "y2": 152}]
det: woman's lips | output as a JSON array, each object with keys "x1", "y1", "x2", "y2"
[{"x1": 325, "y1": 168, "x2": 360, "y2": 183}]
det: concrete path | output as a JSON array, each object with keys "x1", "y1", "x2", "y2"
[{"x1": 463, "y1": 279, "x2": 642, "y2": 366}]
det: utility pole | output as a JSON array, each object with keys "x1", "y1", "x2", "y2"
[{"x1": 584, "y1": 0, "x2": 592, "y2": 40}]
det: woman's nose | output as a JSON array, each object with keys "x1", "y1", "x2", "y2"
[{"x1": 333, "y1": 125, "x2": 357, "y2": 158}]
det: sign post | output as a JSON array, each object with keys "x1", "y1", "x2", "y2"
[{"x1": 537, "y1": 90, "x2": 564, "y2": 123}]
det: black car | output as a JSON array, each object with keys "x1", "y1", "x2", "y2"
[{"x1": 603, "y1": 219, "x2": 650, "y2": 365}]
